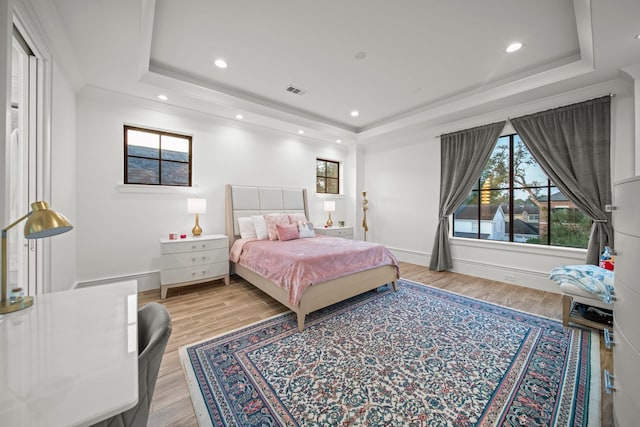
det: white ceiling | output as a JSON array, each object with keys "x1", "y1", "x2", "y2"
[{"x1": 49, "y1": 0, "x2": 640, "y2": 141}]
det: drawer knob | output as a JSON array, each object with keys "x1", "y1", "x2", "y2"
[
  {"x1": 604, "y1": 370, "x2": 616, "y2": 394},
  {"x1": 604, "y1": 329, "x2": 615, "y2": 349}
]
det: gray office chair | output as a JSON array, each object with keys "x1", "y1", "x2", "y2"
[{"x1": 92, "y1": 302, "x2": 172, "y2": 427}]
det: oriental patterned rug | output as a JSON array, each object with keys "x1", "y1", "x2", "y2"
[{"x1": 179, "y1": 279, "x2": 600, "y2": 426}]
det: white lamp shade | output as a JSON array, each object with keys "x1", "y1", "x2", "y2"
[
  {"x1": 323, "y1": 201, "x2": 335, "y2": 212},
  {"x1": 187, "y1": 198, "x2": 207, "y2": 214}
]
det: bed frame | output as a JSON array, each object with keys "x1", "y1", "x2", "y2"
[{"x1": 225, "y1": 184, "x2": 398, "y2": 331}]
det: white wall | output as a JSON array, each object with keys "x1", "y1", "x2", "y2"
[
  {"x1": 49, "y1": 60, "x2": 77, "y2": 291},
  {"x1": 363, "y1": 77, "x2": 636, "y2": 293},
  {"x1": 74, "y1": 87, "x2": 351, "y2": 289}
]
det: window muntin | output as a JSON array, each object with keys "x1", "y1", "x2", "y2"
[
  {"x1": 316, "y1": 158, "x2": 340, "y2": 194},
  {"x1": 453, "y1": 134, "x2": 591, "y2": 248},
  {"x1": 124, "y1": 126, "x2": 192, "y2": 186}
]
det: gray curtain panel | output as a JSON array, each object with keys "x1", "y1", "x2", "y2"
[
  {"x1": 429, "y1": 121, "x2": 505, "y2": 271},
  {"x1": 510, "y1": 96, "x2": 612, "y2": 265}
]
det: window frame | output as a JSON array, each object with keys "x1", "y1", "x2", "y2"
[
  {"x1": 123, "y1": 125, "x2": 193, "y2": 187},
  {"x1": 452, "y1": 133, "x2": 590, "y2": 248},
  {"x1": 315, "y1": 158, "x2": 340, "y2": 195}
]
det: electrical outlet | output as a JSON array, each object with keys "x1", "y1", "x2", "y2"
[{"x1": 505, "y1": 275, "x2": 516, "y2": 282}]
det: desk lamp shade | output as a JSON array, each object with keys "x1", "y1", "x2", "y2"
[
  {"x1": 187, "y1": 198, "x2": 207, "y2": 237},
  {"x1": 1, "y1": 201, "x2": 73, "y2": 314},
  {"x1": 323, "y1": 200, "x2": 335, "y2": 227},
  {"x1": 25, "y1": 201, "x2": 73, "y2": 238}
]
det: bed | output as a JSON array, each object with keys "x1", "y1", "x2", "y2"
[{"x1": 225, "y1": 184, "x2": 399, "y2": 331}]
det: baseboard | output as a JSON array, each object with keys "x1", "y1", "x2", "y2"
[
  {"x1": 75, "y1": 271, "x2": 160, "y2": 292},
  {"x1": 387, "y1": 247, "x2": 429, "y2": 266},
  {"x1": 388, "y1": 246, "x2": 560, "y2": 295}
]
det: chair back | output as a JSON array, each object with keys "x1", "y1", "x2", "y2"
[{"x1": 91, "y1": 302, "x2": 172, "y2": 427}]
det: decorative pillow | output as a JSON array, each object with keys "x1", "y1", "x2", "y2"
[
  {"x1": 288, "y1": 212, "x2": 307, "y2": 224},
  {"x1": 298, "y1": 221, "x2": 316, "y2": 238},
  {"x1": 264, "y1": 213, "x2": 290, "y2": 240},
  {"x1": 237, "y1": 217, "x2": 257, "y2": 239},
  {"x1": 276, "y1": 223, "x2": 299, "y2": 241},
  {"x1": 251, "y1": 215, "x2": 268, "y2": 240}
]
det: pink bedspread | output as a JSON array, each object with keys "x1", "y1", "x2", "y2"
[{"x1": 230, "y1": 236, "x2": 398, "y2": 307}]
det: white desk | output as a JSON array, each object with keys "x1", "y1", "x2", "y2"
[{"x1": 0, "y1": 280, "x2": 138, "y2": 426}]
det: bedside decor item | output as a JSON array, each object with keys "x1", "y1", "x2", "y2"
[
  {"x1": 362, "y1": 190, "x2": 369, "y2": 241},
  {"x1": 323, "y1": 200, "x2": 335, "y2": 227},
  {"x1": 1, "y1": 201, "x2": 73, "y2": 314},
  {"x1": 187, "y1": 198, "x2": 206, "y2": 237}
]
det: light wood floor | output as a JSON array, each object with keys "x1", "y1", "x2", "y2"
[{"x1": 140, "y1": 261, "x2": 613, "y2": 426}]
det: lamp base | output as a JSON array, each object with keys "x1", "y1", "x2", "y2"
[{"x1": 0, "y1": 296, "x2": 34, "y2": 314}]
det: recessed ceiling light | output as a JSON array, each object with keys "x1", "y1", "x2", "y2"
[
  {"x1": 506, "y1": 42, "x2": 522, "y2": 53},
  {"x1": 350, "y1": 110, "x2": 359, "y2": 117},
  {"x1": 336, "y1": 139, "x2": 342, "y2": 143},
  {"x1": 355, "y1": 51, "x2": 367, "y2": 60},
  {"x1": 298, "y1": 130, "x2": 304, "y2": 135},
  {"x1": 635, "y1": 33, "x2": 640, "y2": 40},
  {"x1": 214, "y1": 58, "x2": 228, "y2": 69},
  {"x1": 157, "y1": 94, "x2": 168, "y2": 101},
  {"x1": 235, "y1": 114, "x2": 243, "y2": 120}
]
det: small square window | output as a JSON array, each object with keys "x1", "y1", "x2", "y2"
[
  {"x1": 316, "y1": 158, "x2": 340, "y2": 195},
  {"x1": 124, "y1": 125, "x2": 192, "y2": 186}
]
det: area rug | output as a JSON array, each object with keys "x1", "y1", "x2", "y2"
[{"x1": 179, "y1": 279, "x2": 600, "y2": 426}]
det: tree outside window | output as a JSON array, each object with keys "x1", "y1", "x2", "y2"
[
  {"x1": 316, "y1": 158, "x2": 339, "y2": 194},
  {"x1": 453, "y1": 134, "x2": 591, "y2": 248}
]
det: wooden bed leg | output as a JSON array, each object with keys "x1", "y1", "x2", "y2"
[
  {"x1": 562, "y1": 294, "x2": 572, "y2": 327},
  {"x1": 297, "y1": 312, "x2": 306, "y2": 332},
  {"x1": 391, "y1": 280, "x2": 398, "y2": 291}
]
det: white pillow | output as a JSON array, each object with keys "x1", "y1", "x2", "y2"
[
  {"x1": 298, "y1": 221, "x2": 316, "y2": 238},
  {"x1": 251, "y1": 215, "x2": 268, "y2": 240},
  {"x1": 237, "y1": 217, "x2": 257, "y2": 239}
]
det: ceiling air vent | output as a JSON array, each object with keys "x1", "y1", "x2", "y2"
[{"x1": 285, "y1": 85, "x2": 308, "y2": 96}]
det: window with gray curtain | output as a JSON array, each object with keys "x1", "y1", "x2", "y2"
[
  {"x1": 510, "y1": 96, "x2": 612, "y2": 265},
  {"x1": 429, "y1": 122, "x2": 505, "y2": 271}
]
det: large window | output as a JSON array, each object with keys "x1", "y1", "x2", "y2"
[
  {"x1": 124, "y1": 125, "x2": 192, "y2": 186},
  {"x1": 453, "y1": 134, "x2": 591, "y2": 248},
  {"x1": 316, "y1": 158, "x2": 340, "y2": 194}
]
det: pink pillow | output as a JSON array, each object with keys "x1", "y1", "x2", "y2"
[
  {"x1": 264, "y1": 213, "x2": 290, "y2": 240},
  {"x1": 276, "y1": 223, "x2": 299, "y2": 241},
  {"x1": 288, "y1": 212, "x2": 307, "y2": 224}
]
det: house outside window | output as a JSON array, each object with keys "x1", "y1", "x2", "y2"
[
  {"x1": 316, "y1": 158, "x2": 339, "y2": 194},
  {"x1": 124, "y1": 125, "x2": 192, "y2": 186},
  {"x1": 453, "y1": 134, "x2": 591, "y2": 248}
]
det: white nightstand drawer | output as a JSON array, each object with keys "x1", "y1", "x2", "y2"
[
  {"x1": 160, "y1": 261, "x2": 228, "y2": 285},
  {"x1": 160, "y1": 234, "x2": 228, "y2": 255},
  {"x1": 160, "y1": 248, "x2": 227, "y2": 269},
  {"x1": 314, "y1": 226, "x2": 353, "y2": 239}
]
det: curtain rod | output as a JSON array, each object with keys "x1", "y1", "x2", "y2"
[{"x1": 434, "y1": 92, "x2": 616, "y2": 139}]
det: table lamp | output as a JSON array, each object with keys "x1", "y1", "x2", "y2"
[
  {"x1": 1, "y1": 201, "x2": 73, "y2": 314},
  {"x1": 188, "y1": 198, "x2": 207, "y2": 237},
  {"x1": 324, "y1": 200, "x2": 335, "y2": 227}
]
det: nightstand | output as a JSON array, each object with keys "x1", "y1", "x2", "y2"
[
  {"x1": 314, "y1": 226, "x2": 353, "y2": 239},
  {"x1": 159, "y1": 234, "x2": 229, "y2": 298}
]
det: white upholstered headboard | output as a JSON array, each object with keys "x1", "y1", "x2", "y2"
[{"x1": 225, "y1": 184, "x2": 309, "y2": 244}]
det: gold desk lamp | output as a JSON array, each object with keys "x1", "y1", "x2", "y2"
[{"x1": 1, "y1": 201, "x2": 73, "y2": 314}]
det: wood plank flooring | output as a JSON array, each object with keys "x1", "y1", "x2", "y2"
[{"x1": 140, "y1": 262, "x2": 613, "y2": 426}]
